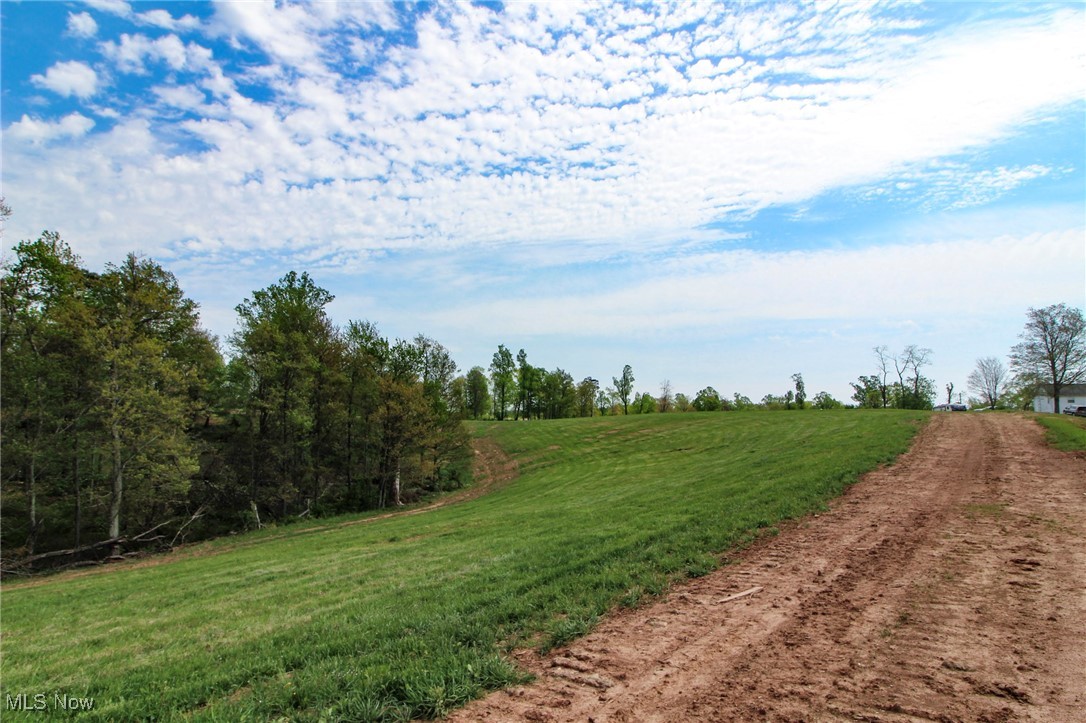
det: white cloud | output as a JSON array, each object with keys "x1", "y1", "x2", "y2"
[
  {"x1": 30, "y1": 61, "x2": 99, "y2": 99},
  {"x1": 100, "y1": 33, "x2": 204, "y2": 73},
  {"x1": 5, "y1": 113, "x2": 96, "y2": 145},
  {"x1": 5, "y1": 3, "x2": 1084, "y2": 273},
  {"x1": 135, "y1": 9, "x2": 201, "y2": 32},
  {"x1": 421, "y1": 227, "x2": 1085, "y2": 340},
  {"x1": 66, "y1": 11, "x2": 98, "y2": 38},
  {"x1": 82, "y1": 0, "x2": 131, "y2": 17}
]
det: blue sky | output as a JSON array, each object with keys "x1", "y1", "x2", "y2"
[{"x1": 3, "y1": 0, "x2": 1084, "y2": 404}]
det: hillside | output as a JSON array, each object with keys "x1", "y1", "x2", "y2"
[
  {"x1": 0, "y1": 411, "x2": 924, "y2": 721},
  {"x1": 451, "y1": 413, "x2": 1086, "y2": 722}
]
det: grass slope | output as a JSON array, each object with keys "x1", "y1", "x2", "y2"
[
  {"x1": 1033, "y1": 412, "x2": 1086, "y2": 452},
  {"x1": 0, "y1": 410, "x2": 925, "y2": 721}
]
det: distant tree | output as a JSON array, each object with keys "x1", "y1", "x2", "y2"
[
  {"x1": 873, "y1": 345, "x2": 892, "y2": 408},
  {"x1": 784, "y1": 389, "x2": 795, "y2": 410},
  {"x1": 515, "y1": 349, "x2": 537, "y2": 420},
  {"x1": 732, "y1": 393, "x2": 754, "y2": 410},
  {"x1": 596, "y1": 388, "x2": 615, "y2": 416},
  {"x1": 489, "y1": 345, "x2": 515, "y2": 421},
  {"x1": 692, "y1": 386, "x2": 722, "y2": 412},
  {"x1": 633, "y1": 391, "x2": 657, "y2": 414},
  {"x1": 791, "y1": 373, "x2": 806, "y2": 409},
  {"x1": 576, "y1": 377, "x2": 599, "y2": 417},
  {"x1": 540, "y1": 368, "x2": 576, "y2": 419},
  {"x1": 415, "y1": 334, "x2": 458, "y2": 416},
  {"x1": 1009, "y1": 304, "x2": 1086, "y2": 414},
  {"x1": 0, "y1": 197, "x2": 11, "y2": 243},
  {"x1": 892, "y1": 345, "x2": 934, "y2": 409},
  {"x1": 658, "y1": 380, "x2": 674, "y2": 413},
  {"x1": 966, "y1": 357, "x2": 1008, "y2": 409},
  {"x1": 760, "y1": 393, "x2": 785, "y2": 409},
  {"x1": 614, "y1": 365, "x2": 634, "y2": 415},
  {"x1": 850, "y1": 375, "x2": 883, "y2": 408},
  {"x1": 945, "y1": 382, "x2": 954, "y2": 405},
  {"x1": 812, "y1": 391, "x2": 843, "y2": 410},
  {"x1": 465, "y1": 366, "x2": 490, "y2": 419},
  {"x1": 674, "y1": 392, "x2": 692, "y2": 412}
]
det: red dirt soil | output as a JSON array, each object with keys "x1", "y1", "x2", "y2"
[{"x1": 448, "y1": 413, "x2": 1086, "y2": 722}]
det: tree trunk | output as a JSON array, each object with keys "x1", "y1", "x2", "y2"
[
  {"x1": 74, "y1": 443, "x2": 82, "y2": 549},
  {"x1": 109, "y1": 420, "x2": 124, "y2": 558},
  {"x1": 393, "y1": 457, "x2": 402, "y2": 507},
  {"x1": 26, "y1": 456, "x2": 38, "y2": 556}
]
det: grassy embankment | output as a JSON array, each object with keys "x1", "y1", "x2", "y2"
[
  {"x1": 1033, "y1": 412, "x2": 1086, "y2": 451},
  {"x1": 1, "y1": 410, "x2": 925, "y2": 721}
]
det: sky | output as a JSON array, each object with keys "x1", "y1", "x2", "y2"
[{"x1": 2, "y1": 0, "x2": 1084, "y2": 405}]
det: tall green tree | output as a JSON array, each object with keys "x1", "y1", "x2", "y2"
[
  {"x1": 575, "y1": 377, "x2": 599, "y2": 417},
  {"x1": 791, "y1": 373, "x2": 806, "y2": 409},
  {"x1": 693, "y1": 386, "x2": 722, "y2": 411},
  {"x1": 1, "y1": 233, "x2": 92, "y2": 553},
  {"x1": 540, "y1": 368, "x2": 576, "y2": 419},
  {"x1": 465, "y1": 366, "x2": 491, "y2": 419},
  {"x1": 614, "y1": 364, "x2": 634, "y2": 415},
  {"x1": 850, "y1": 375, "x2": 883, "y2": 408},
  {"x1": 90, "y1": 254, "x2": 217, "y2": 554},
  {"x1": 1010, "y1": 303, "x2": 1086, "y2": 413},
  {"x1": 515, "y1": 349, "x2": 541, "y2": 420},
  {"x1": 489, "y1": 345, "x2": 515, "y2": 421},
  {"x1": 231, "y1": 271, "x2": 337, "y2": 517}
]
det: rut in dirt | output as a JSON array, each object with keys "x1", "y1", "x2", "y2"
[{"x1": 448, "y1": 413, "x2": 1086, "y2": 723}]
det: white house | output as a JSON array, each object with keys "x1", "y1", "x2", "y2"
[{"x1": 1032, "y1": 384, "x2": 1086, "y2": 413}]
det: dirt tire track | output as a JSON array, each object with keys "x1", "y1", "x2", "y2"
[{"x1": 448, "y1": 413, "x2": 1086, "y2": 722}]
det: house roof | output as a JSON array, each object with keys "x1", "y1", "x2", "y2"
[{"x1": 1033, "y1": 383, "x2": 1086, "y2": 397}]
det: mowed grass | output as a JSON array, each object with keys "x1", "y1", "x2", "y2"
[
  {"x1": 1034, "y1": 412, "x2": 1086, "y2": 452},
  {"x1": 1, "y1": 410, "x2": 925, "y2": 721}
]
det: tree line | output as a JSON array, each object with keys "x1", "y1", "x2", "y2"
[
  {"x1": 461, "y1": 347, "x2": 846, "y2": 420},
  {"x1": 1, "y1": 233, "x2": 470, "y2": 567},
  {"x1": 847, "y1": 304, "x2": 1086, "y2": 412},
  {"x1": 5, "y1": 225, "x2": 1080, "y2": 568}
]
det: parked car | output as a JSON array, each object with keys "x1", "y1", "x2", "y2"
[
  {"x1": 1063, "y1": 404, "x2": 1082, "y2": 415},
  {"x1": 1073, "y1": 406, "x2": 1086, "y2": 418}
]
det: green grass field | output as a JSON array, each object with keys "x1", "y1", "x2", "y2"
[
  {"x1": 0, "y1": 410, "x2": 925, "y2": 721},
  {"x1": 1034, "y1": 412, "x2": 1086, "y2": 452}
]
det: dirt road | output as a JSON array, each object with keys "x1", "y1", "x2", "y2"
[{"x1": 449, "y1": 413, "x2": 1086, "y2": 722}]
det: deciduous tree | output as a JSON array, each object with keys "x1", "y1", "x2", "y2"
[
  {"x1": 1010, "y1": 304, "x2": 1086, "y2": 413},
  {"x1": 658, "y1": 380, "x2": 674, "y2": 413},
  {"x1": 614, "y1": 365, "x2": 634, "y2": 415},
  {"x1": 791, "y1": 373, "x2": 806, "y2": 409},
  {"x1": 465, "y1": 366, "x2": 490, "y2": 420},
  {"x1": 693, "y1": 386, "x2": 722, "y2": 411},
  {"x1": 489, "y1": 345, "x2": 515, "y2": 421},
  {"x1": 576, "y1": 377, "x2": 599, "y2": 417}
]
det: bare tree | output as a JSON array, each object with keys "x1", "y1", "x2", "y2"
[
  {"x1": 657, "y1": 379, "x2": 673, "y2": 413},
  {"x1": 967, "y1": 357, "x2": 1008, "y2": 409},
  {"x1": 889, "y1": 345, "x2": 933, "y2": 408},
  {"x1": 1010, "y1": 304, "x2": 1086, "y2": 413},
  {"x1": 873, "y1": 345, "x2": 891, "y2": 408}
]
